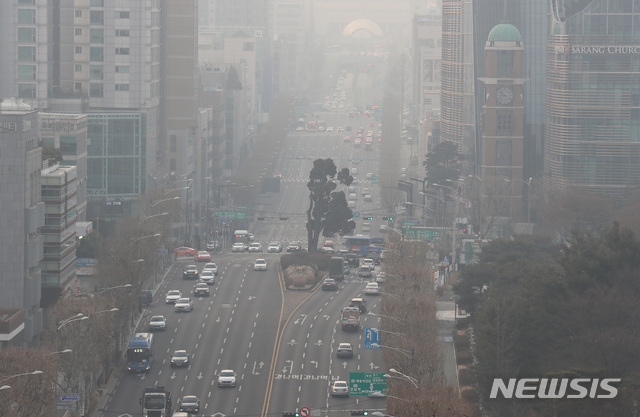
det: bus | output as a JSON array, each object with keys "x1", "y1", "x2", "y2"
[
  {"x1": 126, "y1": 333, "x2": 154, "y2": 373},
  {"x1": 233, "y1": 229, "x2": 250, "y2": 248},
  {"x1": 295, "y1": 118, "x2": 306, "y2": 131},
  {"x1": 317, "y1": 120, "x2": 327, "y2": 132},
  {"x1": 344, "y1": 235, "x2": 373, "y2": 256}
]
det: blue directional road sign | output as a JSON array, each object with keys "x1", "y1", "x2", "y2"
[
  {"x1": 364, "y1": 327, "x2": 381, "y2": 349},
  {"x1": 354, "y1": 211, "x2": 360, "y2": 218}
]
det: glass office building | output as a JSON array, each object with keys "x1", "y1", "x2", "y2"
[{"x1": 545, "y1": 0, "x2": 640, "y2": 194}]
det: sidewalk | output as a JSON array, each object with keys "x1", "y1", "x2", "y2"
[
  {"x1": 87, "y1": 261, "x2": 177, "y2": 417},
  {"x1": 436, "y1": 287, "x2": 469, "y2": 394}
]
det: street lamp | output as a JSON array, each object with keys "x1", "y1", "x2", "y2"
[
  {"x1": 370, "y1": 343, "x2": 414, "y2": 360},
  {"x1": 367, "y1": 312, "x2": 406, "y2": 324},
  {"x1": 162, "y1": 186, "x2": 190, "y2": 197},
  {"x1": 151, "y1": 196, "x2": 179, "y2": 208},
  {"x1": 57, "y1": 316, "x2": 88, "y2": 331},
  {"x1": 139, "y1": 212, "x2": 168, "y2": 223},
  {"x1": 96, "y1": 284, "x2": 132, "y2": 295},
  {"x1": 389, "y1": 368, "x2": 419, "y2": 387},
  {"x1": 45, "y1": 348, "x2": 73, "y2": 356},
  {"x1": 0, "y1": 385, "x2": 10, "y2": 391},
  {"x1": 0, "y1": 370, "x2": 43, "y2": 385},
  {"x1": 131, "y1": 233, "x2": 161, "y2": 243}
]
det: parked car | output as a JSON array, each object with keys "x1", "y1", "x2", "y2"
[
  {"x1": 165, "y1": 290, "x2": 182, "y2": 304},
  {"x1": 171, "y1": 350, "x2": 190, "y2": 367},
  {"x1": 217, "y1": 369, "x2": 237, "y2": 387},
  {"x1": 174, "y1": 298, "x2": 194, "y2": 312},
  {"x1": 254, "y1": 259, "x2": 267, "y2": 271},
  {"x1": 267, "y1": 242, "x2": 282, "y2": 253},
  {"x1": 337, "y1": 342, "x2": 354, "y2": 358},
  {"x1": 322, "y1": 278, "x2": 338, "y2": 291},
  {"x1": 194, "y1": 283, "x2": 210, "y2": 297},
  {"x1": 149, "y1": 315, "x2": 166, "y2": 331},
  {"x1": 196, "y1": 251, "x2": 211, "y2": 262},
  {"x1": 183, "y1": 265, "x2": 199, "y2": 280},
  {"x1": 175, "y1": 247, "x2": 197, "y2": 257}
]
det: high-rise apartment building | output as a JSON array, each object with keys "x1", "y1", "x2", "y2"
[
  {"x1": 545, "y1": 0, "x2": 640, "y2": 194},
  {"x1": 0, "y1": 98, "x2": 45, "y2": 347}
]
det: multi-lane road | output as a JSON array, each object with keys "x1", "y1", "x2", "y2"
[{"x1": 101, "y1": 112, "x2": 392, "y2": 417}]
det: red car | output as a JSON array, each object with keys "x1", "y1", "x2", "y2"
[
  {"x1": 175, "y1": 247, "x2": 197, "y2": 257},
  {"x1": 196, "y1": 251, "x2": 211, "y2": 262}
]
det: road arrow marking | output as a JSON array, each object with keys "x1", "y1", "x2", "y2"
[
  {"x1": 288, "y1": 339, "x2": 297, "y2": 346},
  {"x1": 170, "y1": 372, "x2": 176, "y2": 380},
  {"x1": 314, "y1": 340, "x2": 323, "y2": 346},
  {"x1": 310, "y1": 360, "x2": 318, "y2": 368},
  {"x1": 369, "y1": 363, "x2": 379, "y2": 370},
  {"x1": 343, "y1": 362, "x2": 348, "y2": 369},
  {"x1": 197, "y1": 372, "x2": 204, "y2": 379},
  {"x1": 248, "y1": 296, "x2": 256, "y2": 300}
]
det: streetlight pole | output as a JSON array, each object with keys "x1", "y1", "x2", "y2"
[
  {"x1": 370, "y1": 343, "x2": 414, "y2": 360},
  {"x1": 151, "y1": 196, "x2": 180, "y2": 208}
]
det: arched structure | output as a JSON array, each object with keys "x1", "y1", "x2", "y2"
[{"x1": 342, "y1": 19, "x2": 384, "y2": 39}]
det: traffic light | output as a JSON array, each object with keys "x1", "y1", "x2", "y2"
[
  {"x1": 282, "y1": 412, "x2": 299, "y2": 417},
  {"x1": 364, "y1": 216, "x2": 373, "y2": 221},
  {"x1": 382, "y1": 216, "x2": 393, "y2": 221},
  {"x1": 351, "y1": 411, "x2": 369, "y2": 416}
]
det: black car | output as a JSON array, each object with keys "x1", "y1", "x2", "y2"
[
  {"x1": 337, "y1": 343, "x2": 354, "y2": 358},
  {"x1": 183, "y1": 265, "x2": 199, "y2": 280},
  {"x1": 345, "y1": 254, "x2": 360, "y2": 268},
  {"x1": 368, "y1": 251, "x2": 382, "y2": 265},
  {"x1": 178, "y1": 395, "x2": 200, "y2": 414},
  {"x1": 322, "y1": 278, "x2": 338, "y2": 291},
  {"x1": 287, "y1": 241, "x2": 302, "y2": 252}
]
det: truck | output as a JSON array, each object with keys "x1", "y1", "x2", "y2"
[
  {"x1": 341, "y1": 307, "x2": 360, "y2": 331},
  {"x1": 329, "y1": 256, "x2": 345, "y2": 281},
  {"x1": 140, "y1": 386, "x2": 172, "y2": 417}
]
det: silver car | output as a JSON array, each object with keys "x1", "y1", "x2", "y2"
[
  {"x1": 217, "y1": 369, "x2": 237, "y2": 387},
  {"x1": 174, "y1": 298, "x2": 193, "y2": 312},
  {"x1": 331, "y1": 380, "x2": 349, "y2": 396}
]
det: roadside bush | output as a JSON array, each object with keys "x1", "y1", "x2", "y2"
[
  {"x1": 454, "y1": 334, "x2": 470, "y2": 351},
  {"x1": 458, "y1": 367, "x2": 475, "y2": 386},
  {"x1": 456, "y1": 349, "x2": 473, "y2": 365},
  {"x1": 285, "y1": 265, "x2": 316, "y2": 289},
  {"x1": 460, "y1": 387, "x2": 480, "y2": 403}
]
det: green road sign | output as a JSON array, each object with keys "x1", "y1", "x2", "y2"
[
  {"x1": 402, "y1": 227, "x2": 444, "y2": 241},
  {"x1": 348, "y1": 372, "x2": 388, "y2": 397},
  {"x1": 214, "y1": 210, "x2": 246, "y2": 220},
  {"x1": 371, "y1": 174, "x2": 378, "y2": 184}
]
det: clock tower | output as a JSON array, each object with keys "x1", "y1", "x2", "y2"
[{"x1": 479, "y1": 22, "x2": 527, "y2": 225}]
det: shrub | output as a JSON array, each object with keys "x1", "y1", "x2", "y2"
[
  {"x1": 456, "y1": 349, "x2": 473, "y2": 365},
  {"x1": 460, "y1": 386, "x2": 480, "y2": 404},
  {"x1": 458, "y1": 367, "x2": 476, "y2": 386}
]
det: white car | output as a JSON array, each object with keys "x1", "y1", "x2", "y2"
[
  {"x1": 267, "y1": 242, "x2": 282, "y2": 253},
  {"x1": 326, "y1": 126, "x2": 334, "y2": 132},
  {"x1": 348, "y1": 200, "x2": 356, "y2": 208},
  {"x1": 149, "y1": 315, "x2": 166, "y2": 331},
  {"x1": 217, "y1": 369, "x2": 237, "y2": 387},
  {"x1": 362, "y1": 258, "x2": 375, "y2": 269},
  {"x1": 232, "y1": 242, "x2": 246, "y2": 252},
  {"x1": 165, "y1": 290, "x2": 182, "y2": 304},
  {"x1": 248, "y1": 242, "x2": 263, "y2": 252},
  {"x1": 174, "y1": 298, "x2": 194, "y2": 312},
  {"x1": 203, "y1": 262, "x2": 218, "y2": 275},
  {"x1": 364, "y1": 282, "x2": 380, "y2": 295},
  {"x1": 254, "y1": 259, "x2": 267, "y2": 271},
  {"x1": 331, "y1": 380, "x2": 349, "y2": 397},
  {"x1": 199, "y1": 270, "x2": 215, "y2": 285}
]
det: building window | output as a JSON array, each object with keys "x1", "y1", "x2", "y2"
[
  {"x1": 18, "y1": 0, "x2": 36, "y2": 4},
  {"x1": 116, "y1": 11, "x2": 130, "y2": 18},
  {"x1": 18, "y1": 65, "x2": 36, "y2": 80},
  {"x1": 243, "y1": 42, "x2": 254, "y2": 51},
  {"x1": 115, "y1": 84, "x2": 129, "y2": 91},
  {"x1": 75, "y1": 9, "x2": 82, "y2": 18},
  {"x1": 75, "y1": 82, "x2": 82, "y2": 91},
  {"x1": 497, "y1": 51, "x2": 512, "y2": 77},
  {"x1": 90, "y1": 10, "x2": 103, "y2": 25},
  {"x1": 90, "y1": 47, "x2": 103, "y2": 61},
  {"x1": 115, "y1": 65, "x2": 129, "y2": 73},
  {"x1": 90, "y1": 29, "x2": 103, "y2": 43},
  {"x1": 90, "y1": 0, "x2": 104, "y2": 6},
  {"x1": 75, "y1": 46, "x2": 82, "y2": 54},
  {"x1": 115, "y1": 48, "x2": 129, "y2": 55},
  {"x1": 495, "y1": 139, "x2": 512, "y2": 166},
  {"x1": 17, "y1": 46, "x2": 36, "y2": 61},
  {"x1": 115, "y1": 29, "x2": 129, "y2": 37},
  {"x1": 496, "y1": 109, "x2": 513, "y2": 136},
  {"x1": 60, "y1": 135, "x2": 77, "y2": 155},
  {"x1": 18, "y1": 27, "x2": 36, "y2": 43},
  {"x1": 170, "y1": 135, "x2": 177, "y2": 152},
  {"x1": 170, "y1": 158, "x2": 176, "y2": 171},
  {"x1": 89, "y1": 83, "x2": 103, "y2": 98},
  {"x1": 17, "y1": 9, "x2": 36, "y2": 24},
  {"x1": 18, "y1": 83, "x2": 36, "y2": 98},
  {"x1": 90, "y1": 65, "x2": 103, "y2": 80},
  {"x1": 75, "y1": 64, "x2": 82, "y2": 72}
]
